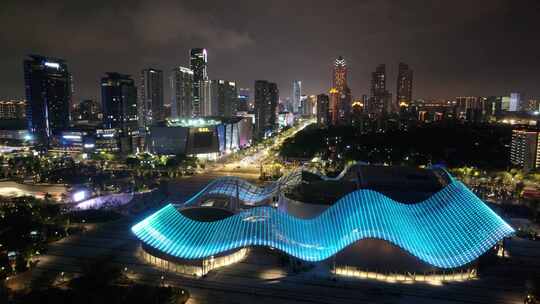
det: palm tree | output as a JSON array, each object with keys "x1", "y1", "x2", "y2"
[{"x1": 529, "y1": 199, "x2": 540, "y2": 222}]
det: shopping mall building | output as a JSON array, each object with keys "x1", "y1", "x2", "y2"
[{"x1": 149, "y1": 116, "x2": 253, "y2": 159}]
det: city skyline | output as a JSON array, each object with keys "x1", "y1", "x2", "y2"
[
  {"x1": 1, "y1": 0, "x2": 540, "y2": 102},
  {"x1": 3, "y1": 2, "x2": 540, "y2": 303}
]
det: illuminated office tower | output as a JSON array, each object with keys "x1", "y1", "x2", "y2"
[
  {"x1": 396, "y1": 62, "x2": 413, "y2": 109},
  {"x1": 292, "y1": 80, "x2": 302, "y2": 113},
  {"x1": 190, "y1": 48, "x2": 208, "y2": 117},
  {"x1": 237, "y1": 88, "x2": 250, "y2": 112},
  {"x1": 329, "y1": 56, "x2": 352, "y2": 125},
  {"x1": 139, "y1": 68, "x2": 164, "y2": 129},
  {"x1": 501, "y1": 96, "x2": 511, "y2": 111},
  {"x1": 254, "y1": 80, "x2": 278, "y2": 139},
  {"x1": 170, "y1": 67, "x2": 193, "y2": 118},
  {"x1": 101, "y1": 72, "x2": 138, "y2": 133},
  {"x1": 333, "y1": 56, "x2": 347, "y2": 90},
  {"x1": 509, "y1": 92, "x2": 521, "y2": 112},
  {"x1": 75, "y1": 99, "x2": 100, "y2": 121},
  {"x1": 24, "y1": 55, "x2": 72, "y2": 145}
]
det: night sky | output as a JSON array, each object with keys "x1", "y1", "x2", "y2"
[{"x1": 1, "y1": 0, "x2": 539, "y2": 102}]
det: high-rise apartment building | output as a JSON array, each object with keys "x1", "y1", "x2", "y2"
[
  {"x1": 300, "y1": 95, "x2": 316, "y2": 116},
  {"x1": 139, "y1": 68, "x2": 164, "y2": 129},
  {"x1": 101, "y1": 72, "x2": 138, "y2": 133},
  {"x1": 254, "y1": 80, "x2": 278, "y2": 139},
  {"x1": 190, "y1": 48, "x2": 208, "y2": 117},
  {"x1": 170, "y1": 67, "x2": 193, "y2": 119},
  {"x1": 317, "y1": 94, "x2": 330, "y2": 126},
  {"x1": 510, "y1": 129, "x2": 540, "y2": 171},
  {"x1": 370, "y1": 64, "x2": 390, "y2": 114},
  {"x1": 396, "y1": 63, "x2": 413, "y2": 109},
  {"x1": 525, "y1": 99, "x2": 540, "y2": 112},
  {"x1": 203, "y1": 80, "x2": 238, "y2": 117},
  {"x1": 455, "y1": 96, "x2": 481, "y2": 121},
  {"x1": 24, "y1": 55, "x2": 72, "y2": 144}
]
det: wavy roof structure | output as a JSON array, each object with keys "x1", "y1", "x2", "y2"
[
  {"x1": 179, "y1": 163, "x2": 454, "y2": 209},
  {"x1": 182, "y1": 176, "x2": 280, "y2": 207},
  {"x1": 132, "y1": 178, "x2": 514, "y2": 269}
]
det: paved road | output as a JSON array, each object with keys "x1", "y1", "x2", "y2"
[{"x1": 0, "y1": 180, "x2": 67, "y2": 200}]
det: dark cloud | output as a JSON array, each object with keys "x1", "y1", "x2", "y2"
[
  {"x1": 1, "y1": 0, "x2": 539, "y2": 102},
  {"x1": 131, "y1": 1, "x2": 253, "y2": 49}
]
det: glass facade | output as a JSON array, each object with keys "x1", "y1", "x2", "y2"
[{"x1": 24, "y1": 55, "x2": 71, "y2": 144}]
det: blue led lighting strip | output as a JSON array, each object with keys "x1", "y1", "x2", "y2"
[{"x1": 132, "y1": 179, "x2": 514, "y2": 269}]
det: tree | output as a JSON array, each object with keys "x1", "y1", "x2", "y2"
[
  {"x1": 72, "y1": 254, "x2": 122, "y2": 290},
  {"x1": 529, "y1": 199, "x2": 540, "y2": 223},
  {"x1": 0, "y1": 280, "x2": 9, "y2": 304},
  {"x1": 15, "y1": 254, "x2": 27, "y2": 273},
  {"x1": 125, "y1": 157, "x2": 139, "y2": 175}
]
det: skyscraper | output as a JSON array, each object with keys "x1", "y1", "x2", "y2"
[
  {"x1": 370, "y1": 64, "x2": 388, "y2": 114},
  {"x1": 455, "y1": 96, "x2": 486, "y2": 122},
  {"x1": 309, "y1": 95, "x2": 317, "y2": 116},
  {"x1": 254, "y1": 80, "x2": 278, "y2": 139},
  {"x1": 237, "y1": 88, "x2": 250, "y2": 112},
  {"x1": 333, "y1": 56, "x2": 347, "y2": 90},
  {"x1": 24, "y1": 55, "x2": 72, "y2": 144},
  {"x1": 203, "y1": 80, "x2": 238, "y2": 117},
  {"x1": 292, "y1": 80, "x2": 302, "y2": 113},
  {"x1": 362, "y1": 94, "x2": 369, "y2": 112},
  {"x1": 524, "y1": 99, "x2": 540, "y2": 112},
  {"x1": 486, "y1": 96, "x2": 502, "y2": 117},
  {"x1": 329, "y1": 56, "x2": 352, "y2": 125},
  {"x1": 170, "y1": 67, "x2": 193, "y2": 119},
  {"x1": 190, "y1": 48, "x2": 208, "y2": 117},
  {"x1": 509, "y1": 92, "x2": 521, "y2": 112},
  {"x1": 316, "y1": 94, "x2": 330, "y2": 126},
  {"x1": 396, "y1": 62, "x2": 413, "y2": 109},
  {"x1": 101, "y1": 72, "x2": 138, "y2": 133},
  {"x1": 75, "y1": 99, "x2": 99, "y2": 121},
  {"x1": 139, "y1": 68, "x2": 164, "y2": 129},
  {"x1": 501, "y1": 96, "x2": 511, "y2": 111},
  {"x1": 300, "y1": 95, "x2": 316, "y2": 116},
  {"x1": 200, "y1": 80, "x2": 212, "y2": 116}
]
